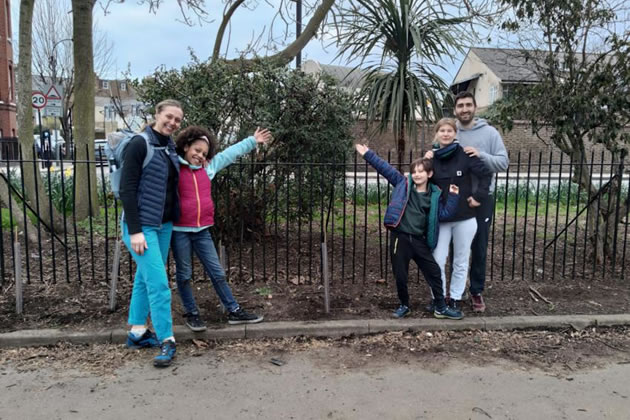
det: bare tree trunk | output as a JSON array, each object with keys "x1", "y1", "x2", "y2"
[
  {"x1": 570, "y1": 149, "x2": 607, "y2": 264},
  {"x1": 0, "y1": 177, "x2": 39, "y2": 244},
  {"x1": 397, "y1": 124, "x2": 405, "y2": 170},
  {"x1": 71, "y1": 0, "x2": 99, "y2": 219},
  {"x1": 600, "y1": 152, "x2": 628, "y2": 259},
  {"x1": 16, "y1": 0, "x2": 65, "y2": 237}
]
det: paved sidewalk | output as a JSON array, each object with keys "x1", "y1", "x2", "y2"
[{"x1": 1, "y1": 314, "x2": 629, "y2": 348}]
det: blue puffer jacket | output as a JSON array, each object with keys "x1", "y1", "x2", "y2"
[
  {"x1": 363, "y1": 150, "x2": 459, "y2": 250},
  {"x1": 136, "y1": 127, "x2": 180, "y2": 226}
]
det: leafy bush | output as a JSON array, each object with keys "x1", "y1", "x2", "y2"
[{"x1": 135, "y1": 59, "x2": 356, "y2": 239}]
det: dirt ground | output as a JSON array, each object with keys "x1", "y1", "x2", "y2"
[
  {"x1": 1, "y1": 326, "x2": 629, "y2": 378},
  {"x1": 1, "y1": 220, "x2": 629, "y2": 334},
  {"x1": 1, "y1": 252, "x2": 629, "y2": 334}
]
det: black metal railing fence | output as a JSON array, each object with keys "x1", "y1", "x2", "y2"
[{"x1": 0, "y1": 147, "x2": 628, "y2": 296}]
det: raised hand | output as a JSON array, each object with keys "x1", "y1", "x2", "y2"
[
  {"x1": 449, "y1": 184, "x2": 459, "y2": 194},
  {"x1": 355, "y1": 144, "x2": 369, "y2": 156},
  {"x1": 254, "y1": 127, "x2": 272, "y2": 144},
  {"x1": 424, "y1": 150, "x2": 434, "y2": 159},
  {"x1": 463, "y1": 146, "x2": 480, "y2": 157}
]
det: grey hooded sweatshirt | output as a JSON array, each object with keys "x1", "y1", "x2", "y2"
[{"x1": 456, "y1": 118, "x2": 509, "y2": 193}]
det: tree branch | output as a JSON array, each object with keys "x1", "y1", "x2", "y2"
[
  {"x1": 222, "y1": 0, "x2": 335, "y2": 69},
  {"x1": 212, "y1": 0, "x2": 247, "y2": 62}
]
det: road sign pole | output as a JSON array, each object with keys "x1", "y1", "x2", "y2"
[{"x1": 37, "y1": 108, "x2": 43, "y2": 167}]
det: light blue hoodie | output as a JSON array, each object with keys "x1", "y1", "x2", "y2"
[{"x1": 456, "y1": 118, "x2": 509, "y2": 193}]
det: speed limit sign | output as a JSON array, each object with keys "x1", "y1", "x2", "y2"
[{"x1": 32, "y1": 91, "x2": 47, "y2": 109}]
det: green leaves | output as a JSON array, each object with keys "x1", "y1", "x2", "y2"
[
  {"x1": 133, "y1": 59, "x2": 356, "y2": 239},
  {"x1": 336, "y1": 0, "x2": 474, "y2": 156},
  {"x1": 135, "y1": 59, "x2": 355, "y2": 162},
  {"x1": 495, "y1": 0, "x2": 630, "y2": 152}
]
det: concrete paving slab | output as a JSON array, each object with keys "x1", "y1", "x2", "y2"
[
  {"x1": 175, "y1": 325, "x2": 246, "y2": 341},
  {"x1": 0, "y1": 328, "x2": 112, "y2": 347},
  {"x1": 1, "y1": 314, "x2": 629, "y2": 348},
  {"x1": 368, "y1": 318, "x2": 485, "y2": 334},
  {"x1": 245, "y1": 320, "x2": 369, "y2": 339}
]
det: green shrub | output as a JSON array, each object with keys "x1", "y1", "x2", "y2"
[{"x1": 135, "y1": 59, "x2": 355, "y2": 240}]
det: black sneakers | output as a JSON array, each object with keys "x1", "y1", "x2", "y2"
[
  {"x1": 228, "y1": 308, "x2": 264, "y2": 325},
  {"x1": 184, "y1": 313, "x2": 207, "y2": 332}
]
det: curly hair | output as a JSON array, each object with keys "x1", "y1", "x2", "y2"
[{"x1": 175, "y1": 126, "x2": 217, "y2": 160}]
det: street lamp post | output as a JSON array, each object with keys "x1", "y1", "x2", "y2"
[
  {"x1": 290, "y1": 0, "x2": 302, "y2": 69},
  {"x1": 48, "y1": 38, "x2": 73, "y2": 75},
  {"x1": 47, "y1": 38, "x2": 73, "y2": 159},
  {"x1": 296, "y1": 0, "x2": 302, "y2": 69}
]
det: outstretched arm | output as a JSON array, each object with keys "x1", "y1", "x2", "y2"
[
  {"x1": 206, "y1": 127, "x2": 272, "y2": 179},
  {"x1": 356, "y1": 144, "x2": 405, "y2": 186}
]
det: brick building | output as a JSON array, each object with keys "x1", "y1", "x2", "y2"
[
  {"x1": 303, "y1": 59, "x2": 618, "y2": 168},
  {"x1": 0, "y1": 0, "x2": 16, "y2": 139},
  {"x1": 354, "y1": 120, "x2": 616, "y2": 170}
]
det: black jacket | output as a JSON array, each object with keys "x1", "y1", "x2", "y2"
[{"x1": 431, "y1": 142, "x2": 491, "y2": 222}]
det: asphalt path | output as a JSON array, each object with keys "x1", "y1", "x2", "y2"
[{"x1": 1, "y1": 348, "x2": 628, "y2": 419}]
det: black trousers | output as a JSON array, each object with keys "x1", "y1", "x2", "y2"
[
  {"x1": 390, "y1": 231, "x2": 444, "y2": 307},
  {"x1": 470, "y1": 194, "x2": 494, "y2": 295}
]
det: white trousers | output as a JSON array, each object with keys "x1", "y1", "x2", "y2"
[{"x1": 432, "y1": 217, "x2": 478, "y2": 300}]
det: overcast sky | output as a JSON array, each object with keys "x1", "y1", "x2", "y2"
[{"x1": 14, "y1": 1, "x2": 467, "y2": 83}]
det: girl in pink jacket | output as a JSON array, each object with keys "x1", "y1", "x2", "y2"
[{"x1": 172, "y1": 125, "x2": 271, "y2": 331}]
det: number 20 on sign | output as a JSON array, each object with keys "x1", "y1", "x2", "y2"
[{"x1": 31, "y1": 91, "x2": 47, "y2": 109}]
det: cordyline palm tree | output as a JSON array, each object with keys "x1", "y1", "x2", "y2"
[{"x1": 337, "y1": 0, "x2": 473, "y2": 164}]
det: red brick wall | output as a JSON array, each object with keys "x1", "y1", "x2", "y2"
[
  {"x1": 0, "y1": 0, "x2": 17, "y2": 138},
  {"x1": 350, "y1": 120, "x2": 622, "y2": 169}
]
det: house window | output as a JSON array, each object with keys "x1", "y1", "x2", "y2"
[
  {"x1": 120, "y1": 82, "x2": 127, "y2": 91},
  {"x1": 489, "y1": 85, "x2": 497, "y2": 105},
  {"x1": 102, "y1": 80, "x2": 109, "y2": 89}
]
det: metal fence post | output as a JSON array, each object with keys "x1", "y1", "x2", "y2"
[{"x1": 14, "y1": 228, "x2": 22, "y2": 315}]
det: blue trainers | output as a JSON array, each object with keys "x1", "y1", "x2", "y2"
[
  {"x1": 434, "y1": 306, "x2": 464, "y2": 320},
  {"x1": 393, "y1": 305, "x2": 411, "y2": 318},
  {"x1": 126, "y1": 330, "x2": 160, "y2": 349},
  {"x1": 154, "y1": 340, "x2": 176, "y2": 368}
]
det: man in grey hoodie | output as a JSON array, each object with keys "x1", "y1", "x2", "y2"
[{"x1": 454, "y1": 91, "x2": 509, "y2": 312}]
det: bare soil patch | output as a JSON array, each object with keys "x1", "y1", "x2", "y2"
[
  {"x1": 1, "y1": 327, "x2": 629, "y2": 378},
  {"x1": 1, "y1": 222, "x2": 629, "y2": 333}
]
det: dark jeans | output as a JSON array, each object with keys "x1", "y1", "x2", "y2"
[
  {"x1": 171, "y1": 229, "x2": 239, "y2": 315},
  {"x1": 470, "y1": 194, "x2": 494, "y2": 295},
  {"x1": 390, "y1": 231, "x2": 445, "y2": 308}
]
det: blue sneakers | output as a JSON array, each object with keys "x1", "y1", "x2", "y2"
[
  {"x1": 393, "y1": 305, "x2": 411, "y2": 318},
  {"x1": 126, "y1": 329, "x2": 160, "y2": 349},
  {"x1": 434, "y1": 306, "x2": 464, "y2": 320},
  {"x1": 154, "y1": 340, "x2": 176, "y2": 368}
]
